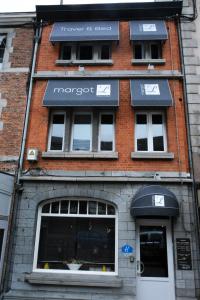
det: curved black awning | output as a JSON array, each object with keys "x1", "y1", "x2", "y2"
[{"x1": 130, "y1": 185, "x2": 179, "y2": 218}]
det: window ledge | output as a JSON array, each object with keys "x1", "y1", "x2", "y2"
[
  {"x1": 25, "y1": 272, "x2": 122, "y2": 288},
  {"x1": 42, "y1": 151, "x2": 118, "y2": 159},
  {"x1": 56, "y1": 59, "x2": 113, "y2": 66},
  {"x1": 131, "y1": 152, "x2": 174, "y2": 160},
  {"x1": 131, "y1": 59, "x2": 166, "y2": 65}
]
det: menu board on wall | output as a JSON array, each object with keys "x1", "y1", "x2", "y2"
[{"x1": 176, "y1": 238, "x2": 192, "y2": 270}]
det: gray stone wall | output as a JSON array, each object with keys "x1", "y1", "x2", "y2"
[
  {"x1": 3, "y1": 181, "x2": 198, "y2": 300},
  {"x1": 181, "y1": 0, "x2": 200, "y2": 182}
]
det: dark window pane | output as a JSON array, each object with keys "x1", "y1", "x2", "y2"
[
  {"x1": 151, "y1": 44, "x2": 160, "y2": 59},
  {"x1": 51, "y1": 202, "x2": 59, "y2": 214},
  {"x1": 0, "y1": 229, "x2": 4, "y2": 260},
  {"x1": 50, "y1": 114, "x2": 65, "y2": 151},
  {"x1": 140, "y1": 226, "x2": 168, "y2": 277},
  {"x1": 79, "y1": 45, "x2": 93, "y2": 60},
  {"x1": 100, "y1": 114, "x2": 114, "y2": 151},
  {"x1": 101, "y1": 45, "x2": 110, "y2": 59},
  {"x1": 62, "y1": 45, "x2": 72, "y2": 60},
  {"x1": 89, "y1": 201, "x2": 97, "y2": 214},
  {"x1": 136, "y1": 114, "x2": 148, "y2": 151},
  {"x1": 72, "y1": 114, "x2": 91, "y2": 151},
  {"x1": 79, "y1": 201, "x2": 87, "y2": 214},
  {"x1": 107, "y1": 205, "x2": 115, "y2": 215},
  {"x1": 0, "y1": 37, "x2": 6, "y2": 64},
  {"x1": 134, "y1": 44, "x2": 143, "y2": 59},
  {"x1": 98, "y1": 203, "x2": 106, "y2": 215},
  {"x1": 37, "y1": 216, "x2": 115, "y2": 271},
  {"x1": 152, "y1": 114, "x2": 164, "y2": 151},
  {"x1": 42, "y1": 203, "x2": 50, "y2": 213},
  {"x1": 60, "y1": 201, "x2": 69, "y2": 214},
  {"x1": 70, "y1": 201, "x2": 78, "y2": 214}
]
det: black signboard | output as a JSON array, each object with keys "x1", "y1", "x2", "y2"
[{"x1": 176, "y1": 238, "x2": 192, "y2": 270}]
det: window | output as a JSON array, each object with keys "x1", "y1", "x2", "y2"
[
  {"x1": 48, "y1": 111, "x2": 115, "y2": 153},
  {"x1": 60, "y1": 43, "x2": 111, "y2": 62},
  {"x1": 34, "y1": 199, "x2": 117, "y2": 274},
  {"x1": 0, "y1": 35, "x2": 6, "y2": 68},
  {"x1": 135, "y1": 112, "x2": 166, "y2": 152},
  {"x1": 133, "y1": 42, "x2": 161, "y2": 60}
]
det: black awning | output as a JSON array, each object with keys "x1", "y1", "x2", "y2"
[
  {"x1": 130, "y1": 20, "x2": 168, "y2": 41},
  {"x1": 50, "y1": 21, "x2": 119, "y2": 42},
  {"x1": 130, "y1": 79, "x2": 173, "y2": 107},
  {"x1": 43, "y1": 79, "x2": 119, "y2": 107},
  {"x1": 130, "y1": 185, "x2": 179, "y2": 218}
]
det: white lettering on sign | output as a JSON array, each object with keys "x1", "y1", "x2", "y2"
[
  {"x1": 142, "y1": 24, "x2": 157, "y2": 32},
  {"x1": 96, "y1": 85, "x2": 111, "y2": 96},
  {"x1": 144, "y1": 84, "x2": 160, "y2": 96},
  {"x1": 154, "y1": 195, "x2": 165, "y2": 207},
  {"x1": 60, "y1": 25, "x2": 112, "y2": 32},
  {"x1": 53, "y1": 87, "x2": 95, "y2": 96}
]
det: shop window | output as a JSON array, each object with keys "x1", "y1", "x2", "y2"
[
  {"x1": 0, "y1": 35, "x2": 6, "y2": 68},
  {"x1": 48, "y1": 111, "x2": 115, "y2": 152},
  {"x1": 34, "y1": 199, "x2": 117, "y2": 273},
  {"x1": 133, "y1": 42, "x2": 161, "y2": 60},
  {"x1": 135, "y1": 112, "x2": 167, "y2": 152},
  {"x1": 60, "y1": 43, "x2": 111, "y2": 62}
]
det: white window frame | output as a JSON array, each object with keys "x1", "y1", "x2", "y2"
[
  {"x1": 70, "y1": 112, "x2": 93, "y2": 152},
  {"x1": 33, "y1": 199, "x2": 118, "y2": 276},
  {"x1": 135, "y1": 111, "x2": 167, "y2": 153},
  {"x1": 0, "y1": 34, "x2": 7, "y2": 70},
  {"x1": 48, "y1": 111, "x2": 66, "y2": 152},
  {"x1": 98, "y1": 112, "x2": 115, "y2": 152}
]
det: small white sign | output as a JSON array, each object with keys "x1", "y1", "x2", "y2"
[
  {"x1": 155, "y1": 195, "x2": 165, "y2": 207},
  {"x1": 96, "y1": 85, "x2": 111, "y2": 96},
  {"x1": 144, "y1": 84, "x2": 160, "y2": 96},
  {"x1": 143, "y1": 24, "x2": 157, "y2": 32}
]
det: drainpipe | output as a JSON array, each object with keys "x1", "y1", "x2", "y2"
[
  {"x1": 17, "y1": 21, "x2": 42, "y2": 182},
  {"x1": 177, "y1": 16, "x2": 200, "y2": 260}
]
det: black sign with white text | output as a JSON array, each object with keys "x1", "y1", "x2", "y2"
[{"x1": 176, "y1": 238, "x2": 192, "y2": 270}]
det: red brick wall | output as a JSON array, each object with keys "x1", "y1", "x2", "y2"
[
  {"x1": 24, "y1": 79, "x2": 189, "y2": 173},
  {"x1": 36, "y1": 21, "x2": 181, "y2": 72},
  {"x1": 23, "y1": 20, "x2": 188, "y2": 173},
  {"x1": 0, "y1": 28, "x2": 34, "y2": 172}
]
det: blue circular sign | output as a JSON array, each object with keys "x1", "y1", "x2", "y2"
[{"x1": 122, "y1": 244, "x2": 133, "y2": 254}]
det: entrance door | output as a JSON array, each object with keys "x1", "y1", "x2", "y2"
[{"x1": 136, "y1": 219, "x2": 175, "y2": 300}]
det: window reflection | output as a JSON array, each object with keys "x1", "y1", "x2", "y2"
[
  {"x1": 136, "y1": 114, "x2": 148, "y2": 151},
  {"x1": 100, "y1": 114, "x2": 114, "y2": 151},
  {"x1": 72, "y1": 114, "x2": 91, "y2": 151},
  {"x1": 50, "y1": 114, "x2": 65, "y2": 151},
  {"x1": 152, "y1": 114, "x2": 164, "y2": 151}
]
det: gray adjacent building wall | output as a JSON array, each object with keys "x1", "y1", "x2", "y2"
[
  {"x1": 3, "y1": 180, "x2": 199, "y2": 300},
  {"x1": 181, "y1": 0, "x2": 200, "y2": 182}
]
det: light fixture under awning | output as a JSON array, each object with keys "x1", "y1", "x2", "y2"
[
  {"x1": 43, "y1": 79, "x2": 119, "y2": 107},
  {"x1": 50, "y1": 21, "x2": 119, "y2": 42},
  {"x1": 130, "y1": 185, "x2": 179, "y2": 218},
  {"x1": 130, "y1": 79, "x2": 173, "y2": 107},
  {"x1": 130, "y1": 20, "x2": 168, "y2": 41}
]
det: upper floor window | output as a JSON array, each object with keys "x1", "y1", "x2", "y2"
[
  {"x1": 0, "y1": 35, "x2": 6, "y2": 68},
  {"x1": 133, "y1": 42, "x2": 162, "y2": 60},
  {"x1": 135, "y1": 112, "x2": 167, "y2": 152},
  {"x1": 33, "y1": 199, "x2": 117, "y2": 274},
  {"x1": 60, "y1": 43, "x2": 111, "y2": 63},
  {"x1": 48, "y1": 111, "x2": 115, "y2": 153}
]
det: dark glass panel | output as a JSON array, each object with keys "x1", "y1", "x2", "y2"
[
  {"x1": 79, "y1": 45, "x2": 93, "y2": 60},
  {"x1": 107, "y1": 205, "x2": 115, "y2": 215},
  {"x1": 152, "y1": 114, "x2": 164, "y2": 151},
  {"x1": 134, "y1": 44, "x2": 143, "y2": 59},
  {"x1": 101, "y1": 45, "x2": 110, "y2": 59},
  {"x1": 98, "y1": 203, "x2": 106, "y2": 215},
  {"x1": 151, "y1": 44, "x2": 160, "y2": 59},
  {"x1": 42, "y1": 203, "x2": 50, "y2": 213},
  {"x1": 79, "y1": 201, "x2": 87, "y2": 214},
  {"x1": 37, "y1": 216, "x2": 115, "y2": 271},
  {"x1": 88, "y1": 201, "x2": 97, "y2": 214},
  {"x1": 50, "y1": 114, "x2": 65, "y2": 151},
  {"x1": 51, "y1": 202, "x2": 59, "y2": 214},
  {"x1": 62, "y1": 45, "x2": 72, "y2": 60},
  {"x1": 70, "y1": 201, "x2": 78, "y2": 214},
  {"x1": 140, "y1": 225, "x2": 168, "y2": 277},
  {"x1": 136, "y1": 114, "x2": 148, "y2": 151},
  {"x1": 60, "y1": 201, "x2": 69, "y2": 214}
]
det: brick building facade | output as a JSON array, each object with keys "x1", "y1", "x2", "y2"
[
  {"x1": 3, "y1": 2, "x2": 200, "y2": 300},
  {"x1": 0, "y1": 12, "x2": 34, "y2": 292}
]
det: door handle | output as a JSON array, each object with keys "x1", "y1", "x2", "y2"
[{"x1": 137, "y1": 260, "x2": 144, "y2": 275}]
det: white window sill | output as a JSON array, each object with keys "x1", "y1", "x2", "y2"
[
  {"x1": 131, "y1": 152, "x2": 174, "y2": 160},
  {"x1": 42, "y1": 151, "x2": 118, "y2": 159},
  {"x1": 25, "y1": 272, "x2": 122, "y2": 288},
  {"x1": 56, "y1": 59, "x2": 113, "y2": 66},
  {"x1": 131, "y1": 59, "x2": 166, "y2": 65}
]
